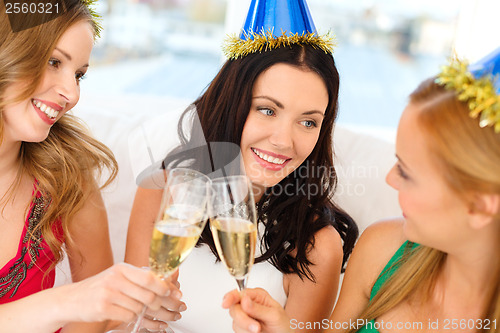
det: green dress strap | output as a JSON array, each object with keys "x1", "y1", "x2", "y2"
[
  {"x1": 370, "y1": 240, "x2": 419, "y2": 299},
  {"x1": 356, "y1": 240, "x2": 419, "y2": 333}
]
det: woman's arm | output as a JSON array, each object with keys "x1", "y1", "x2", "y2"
[
  {"x1": 0, "y1": 263, "x2": 172, "y2": 332},
  {"x1": 283, "y1": 225, "x2": 343, "y2": 333},
  {"x1": 60, "y1": 182, "x2": 114, "y2": 332}
]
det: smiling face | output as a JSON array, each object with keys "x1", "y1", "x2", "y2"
[
  {"x1": 2, "y1": 20, "x2": 93, "y2": 143},
  {"x1": 385, "y1": 103, "x2": 472, "y2": 250},
  {"x1": 240, "y1": 63, "x2": 328, "y2": 197}
]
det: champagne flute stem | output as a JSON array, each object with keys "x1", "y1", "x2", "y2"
[
  {"x1": 236, "y1": 277, "x2": 247, "y2": 291},
  {"x1": 131, "y1": 306, "x2": 147, "y2": 333},
  {"x1": 131, "y1": 270, "x2": 175, "y2": 333}
]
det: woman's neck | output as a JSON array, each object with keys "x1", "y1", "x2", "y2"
[
  {"x1": 437, "y1": 237, "x2": 498, "y2": 314},
  {"x1": 0, "y1": 141, "x2": 23, "y2": 189}
]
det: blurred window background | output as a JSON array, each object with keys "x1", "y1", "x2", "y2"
[{"x1": 81, "y1": 0, "x2": 500, "y2": 138}]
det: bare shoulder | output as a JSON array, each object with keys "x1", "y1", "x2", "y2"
[
  {"x1": 347, "y1": 218, "x2": 406, "y2": 294},
  {"x1": 310, "y1": 225, "x2": 343, "y2": 262},
  {"x1": 330, "y1": 219, "x2": 406, "y2": 327},
  {"x1": 358, "y1": 218, "x2": 406, "y2": 260},
  {"x1": 67, "y1": 179, "x2": 113, "y2": 280},
  {"x1": 71, "y1": 180, "x2": 106, "y2": 225},
  {"x1": 304, "y1": 219, "x2": 406, "y2": 284},
  {"x1": 284, "y1": 225, "x2": 342, "y2": 282},
  {"x1": 283, "y1": 225, "x2": 344, "y2": 327}
]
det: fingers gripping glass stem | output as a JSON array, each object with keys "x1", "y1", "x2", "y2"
[{"x1": 131, "y1": 168, "x2": 211, "y2": 333}]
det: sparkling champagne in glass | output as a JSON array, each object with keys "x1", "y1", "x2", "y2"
[
  {"x1": 131, "y1": 168, "x2": 210, "y2": 333},
  {"x1": 210, "y1": 176, "x2": 257, "y2": 291}
]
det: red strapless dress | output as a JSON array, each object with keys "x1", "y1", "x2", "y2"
[{"x1": 0, "y1": 191, "x2": 64, "y2": 332}]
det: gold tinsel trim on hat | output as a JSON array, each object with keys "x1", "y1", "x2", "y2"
[
  {"x1": 223, "y1": 29, "x2": 336, "y2": 60},
  {"x1": 81, "y1": 0, "x2": 102, "y2": 38},
  {"x1": 436, "y1": 57, "x2": 500, "y2": 133}
]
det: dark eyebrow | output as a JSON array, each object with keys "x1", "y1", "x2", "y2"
[
  {"x1": 54, "y1": 48, "x2": 89, "y2": 68},
  {"x1": 303, "y1": 110, "x2": 325, "y2": 117},
  {"x1": 55, "y1": 48, "x2": 72, "y2": 61},
  {"x1": 253, "y1": 96, "x2": 325, "y2": 117},
  {"x1": 253, "y1": 95, "x2": 284, "y2": 109}
]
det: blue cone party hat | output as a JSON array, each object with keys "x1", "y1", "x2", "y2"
[
  {"x1": 469, "y1": 47, "x2": 500, "y2": 89},
  {"x1": 240, "y1": 0, "x2": 316, "y2": 39},
  {"x1": 223, "y1": 0, "x2": 334, "y2": 59},
  {"x1": 436, "y1": 47, "x2": 500, "y2": 132}
]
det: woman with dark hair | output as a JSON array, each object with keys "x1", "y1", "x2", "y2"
[
  {"x1": 125, "y1": 1, "x2": 358, "y2": 332},
  {"x1": 223, "y1": 49, "x2": 500, "y2": 333},
  {"x1": 184, "y1": 43, "x2": 356, "y2": 278}
]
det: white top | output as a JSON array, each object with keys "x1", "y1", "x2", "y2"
[{"x1": 168, "y1": 233, "x2": 287, "y2": 333}]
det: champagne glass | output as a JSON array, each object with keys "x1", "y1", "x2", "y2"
[
  {"x1": 209, "y1": 175, "x2": 258, "y2": 291},
  {"x1": 131, "y1": 168, "x2": 211, "y2": 333}
]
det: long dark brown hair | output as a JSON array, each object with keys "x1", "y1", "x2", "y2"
[{"x1": 164, "y1": 44, "x2": 358, "y2": 281}]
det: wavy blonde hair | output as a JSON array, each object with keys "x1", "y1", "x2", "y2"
[
  {"x1": 0, "y1": 1, "x2": 117, "y2": 267},
  {"x1": 350, "y1": 79, "x2": 500, "y2": 333}
]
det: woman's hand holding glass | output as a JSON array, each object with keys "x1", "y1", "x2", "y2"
[
  {"x1": 129, "y1": 168, "x2": 211, "y2": 333},
  {"x1": 222, "y1": 288, "x2": 292, "y2": 333},
  {"x1": 136, "y1": 269, "x2": 184, "y2": 332},
  {"x1": 209, "y1": 176, "x2": 258, "y2": 291}
]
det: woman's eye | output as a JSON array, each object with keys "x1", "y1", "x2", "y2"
[
  {"x1": 75, "y1": 72, "x2": 86, "y2": 82},
  {"x1": 48, "y1": 58, "x2": 61, "y2": 68},
  {"x1": 301, "y1": 120, "x2": 317, "y2": 128},
  {"x1": 258, "y1": 108, "x2": 275, "y2": 116}
]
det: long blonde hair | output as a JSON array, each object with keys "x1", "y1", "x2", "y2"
[
  {"x1": 0, "y1": 1, "x2": 117, "y2": 267},
  {"x1": 350, "y1": 79, "x2": 500, "y2": 332}
]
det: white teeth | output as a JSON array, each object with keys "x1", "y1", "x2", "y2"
[
  {"x1": 47, "y1": 107, "x2": 56, "y2": 118},
  {"x1": 251, "y1": 148, "x2": 286, "y2": 165},
  {"x1": 32, "y1": 99, "x2": 59, "y2": 120}
]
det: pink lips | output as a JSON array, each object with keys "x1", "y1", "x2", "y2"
[
  {"x1": 36, "y1": 99, "x2": 63, "y2": 112},
  {"x1": 32, "y1": 99, "x2": 63, "y2": 125},
  {"x1": 251, "y1": 147, "x2": 291, "y2": 171}
]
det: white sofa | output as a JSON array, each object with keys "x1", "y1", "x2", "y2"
[{"x1": 55, "y1": 92, "x2": 401, "y2": 284}]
